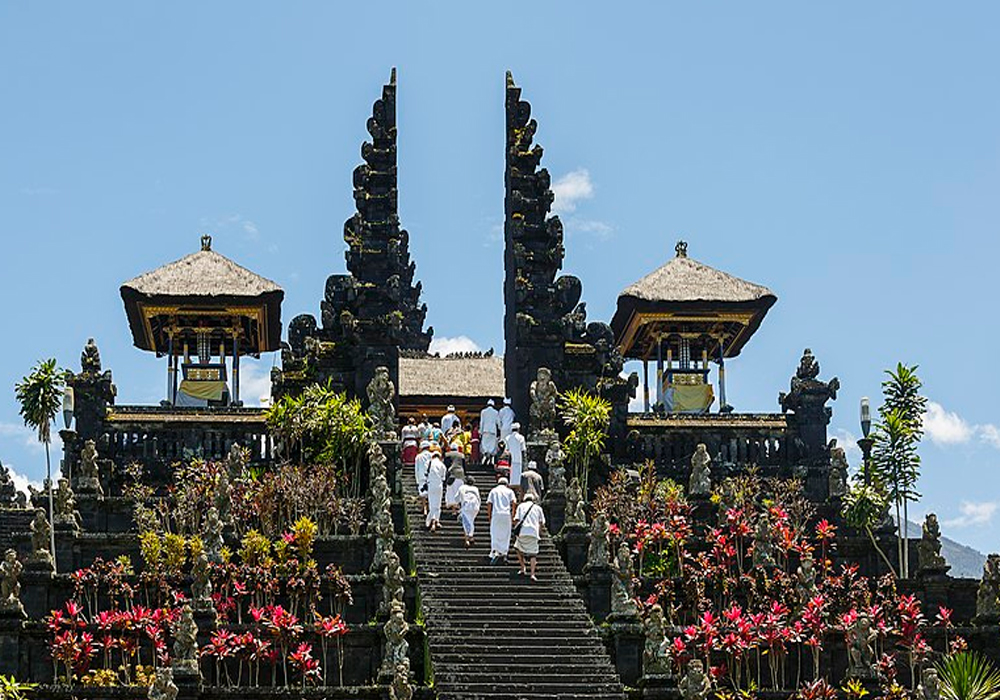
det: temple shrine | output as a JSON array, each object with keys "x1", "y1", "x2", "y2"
[{"x1": 0, "y1": 69, "x2": 995, "y2": 700}]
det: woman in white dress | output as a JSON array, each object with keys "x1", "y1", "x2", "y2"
[
  {"x1": 425, "y1": 449, "x2": 447, "y2": 532},
  {"x1": 457, "y1": 476, "x2": 482, "y2": 548}
]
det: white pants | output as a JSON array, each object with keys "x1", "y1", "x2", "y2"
[
  {"x1": 490, "y1": 512, "x2": 512, "y2": 556},
  {"x1": 445, "y1": 478, "x2": 463, "y2": 507},
  {"x1": 426, "y1": 480, "x2": 443, "y2": 527}
]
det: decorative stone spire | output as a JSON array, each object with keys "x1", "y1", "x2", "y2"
[
  {"x1": 675, "y1": 240, "x2": 688, "y2": 258},
  {"x1": 200, "y1": 234, "x2": 212, "y2": 251}
]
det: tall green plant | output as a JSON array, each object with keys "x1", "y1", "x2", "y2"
[
  {"x1": 842, "y1": 480, "x2": 897, "y2": 577},
  {"x1": 870, "y1": 363, "x2": 926, "y2": 578},
  {"x1": 559, "y1": 388, "x2": 611, "y2": 496},
  {"x1": 15, "y1": 358, "x2": 65, "y2": 572},
  {"x1": 937, "y1": 652, "x2": 1000, "y2": 700}
]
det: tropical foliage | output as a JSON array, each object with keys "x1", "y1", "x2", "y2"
[{"x1": 559, "y1": 388, "x2": 611, "y2": 495}]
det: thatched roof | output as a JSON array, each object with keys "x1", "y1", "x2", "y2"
[
  {"x1": 620, "y1": 242, "x2": 774, "y2": 305},
  {"x1": 399, "y1": 356, "x2": 505, "y2": 399},
  {"x1": 121, "y1": 237, "x2": 281, "y2": 298}
]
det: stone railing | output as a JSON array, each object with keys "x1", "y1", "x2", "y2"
[
  {"x1": 625, "y1": 412, "x2": 791, "y2": 470},
  {"x1": 103, "y1": 405, "x2": 274, "y2": 468}
]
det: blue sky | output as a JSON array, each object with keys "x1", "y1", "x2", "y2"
[{"x1": 1, "y1": 3, "x2": 998, "y2": 553}]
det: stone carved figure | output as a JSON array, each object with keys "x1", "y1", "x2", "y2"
[
  {"x1": 565, "y1": 477, "x2": 586, "y2": 526},
  {"x1": 381, "y1": 550, "x2": 405, "y2": 617},
  {"x1": 203, "y1": 507, "x2": 224, "y2": 564},
  {"x1": 225, "y1": 443, "x2": 247, "y2": 478},
  {"x1": 679, "y1": 659, "x2": 712, "y2": 700},
  {"x1": 30, "y1": 509, "x2": 53, "y2": 567},
  {"x1": 215, "y1": 470, "x2": 231, "y2": 525},
  {"x1": 688, "y1": 444, "x2": 712, "y2": 497},
  {"x1": 828, "y1": 445, "x2": 849, "y2": 500},
  {"x1": 0, "y1": 462, "x2": 18, "y2": 507},
  {"x1": 367, "y1": 366, "x2": 397, "y2": 439},
  {"x1": 643, "y1": 603, "x2": 671, "y2": 676},
  {"x1": 753, "y1": 516, "x2": 776, "y2": 569},
  {"x1": 529, "y1": 367, "x2": 559, "y2": 438},
  {"x1": 172, "y1": 605, "x2": 199, "y2": 674},
  {"x1": 390, "y1": 659, "x2": 413, "y2": 700},
  {"x1": 545, "y1": 441, "x2": 567, "y2": 493},
  {"x1": 976, "y1": 554, "x2": 1000, "y2": 621},
  {"x1": 779, "y1": 349, "x2": 841, "y2": 461},
  {"x1": 610, "y1": 541, "x2": 639, "y2": 618},
  {"x1": 76, "y1": 439, "x2": 102, "y2": 494},
  {"x1": 918, "y1": 513, "x2": 948, "y2": 573},
  {"x1": 54, "y1": 478, "x2": 77, "y2": 526},
  {"x1": 0, "y1": 549, "x2": 23, "y2": 614},
  {"x1": 381, "y1": 599, "x2": 409, "y2": 678},
  {"x1": 587, "y1": 511, "x2": 610, "y2": 569},
  {"x1": 148, "y1": 667, "x2": 178, "y2": 700},
  {"x1": 797, "y1": 552, "x2": 818, "y2": 600},
  {"x1": 191, "y1": 551, "x2": 214, "y2": 612},
  {"x1": 919, "y1": 667, "x2": 941, "y2": 700},
  {"x1": 81, "y1": 338, "x2": 102, "y2": 373},
  {"x1": 373, "y1": 507, "x2": 395, "y2": 574},
  {"x1": 846, "y1": 612, "x2": 877, "y2": 678}
]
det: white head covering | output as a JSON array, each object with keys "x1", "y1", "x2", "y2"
[
  {"x1": 419, "y1": 440, "x2": 430, "y2": 450},
  {"x1": 523, "y1": 493, "x2": 536, "y2": 502},
  {"x1": 498, "y1": 477, "x2": 509, "y2": 486},
  {"x1": 526, "y1": 460, "x2": 537, "y2": 471},
  {"x1": 512, "y1": 422, "x2": 521, "y2": 431},
  {"x1": 447, "y1": 405, "x2": 455, "y2": 412},
  {"x1": 487, "y1": 399, "x2": 495, "y2": 406},
  {"x1": 503, "y1": 398, "x2": 512, "y2": 405}
]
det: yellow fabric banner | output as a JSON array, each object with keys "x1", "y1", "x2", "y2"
[
  {"x1": 178, "y1": 379, "x2": 227, "y2": 401},
  {"x1": 666, "y1": 383, "x2": 715, "y2": 413}
]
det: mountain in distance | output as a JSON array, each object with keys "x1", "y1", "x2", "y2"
[{"x1": 899, "y1": 519, "x2": 986, "y2": 579}]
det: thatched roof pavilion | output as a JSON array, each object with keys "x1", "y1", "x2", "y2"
[
  {"x1": 611, "y1": 241, "x2": 775, "y2": 413},
  {"x1": 398, "y1": 355, "x2": 505, "y2": 421}
]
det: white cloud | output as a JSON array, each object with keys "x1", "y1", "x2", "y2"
[
  {"x1": 831, "y1": 428, "x2": 863, "y2": 467},
  {"x1": 429, "y1": 336, "x2": 481, "y2": 356},
  {"x1": 4, "y1": 463, "x2": 40, "y2": 497},
  {"x1": 564, "y1": 217, "x2": 614, "y2": 241},
  {"x1": 923, "y1": 401, "x2": 975, "y2": 445},
  {"x1": 943, "y1": 501, "x2": 998, "y2": 529},
  {"x1": 237, "y1": 359, "x2": 275, "y2": 408},
  {"x1": 979, "y1": 424, "x2": 1000, "y2": 449},
  {"x1": 199, "y1": 214, "x2": 261, "y2": 243},
  {"x1": 0, "y1": 422, "x2": 61, "y2": 455},
  {"x1": 551, "y1": 169, "x2": 595, "y2": 214}
]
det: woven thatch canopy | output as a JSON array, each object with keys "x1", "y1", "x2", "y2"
[
  {"x1": 611, "y1": 241, "x2": 776, "y2": 361},
  {"x1": 398, "y1": 355, "x2": 505, "y2": 420},
  {"x1": 121, "y1": 235, "x2": 284, "y2": 356}
]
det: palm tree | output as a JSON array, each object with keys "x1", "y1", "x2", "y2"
[
  {"x1": 15, "y1": 358, "x2": 65, "y2": 572},
  {"x1": 937, "y1": 652, "x2": 1000, "y2": 700}
]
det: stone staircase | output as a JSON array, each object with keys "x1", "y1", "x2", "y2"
[{"x1": 403, "y1": 461, "x2": 625, "y2": 700}]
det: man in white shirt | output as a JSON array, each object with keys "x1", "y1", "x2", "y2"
[
  {"x1": 441, "y1": 405, "x2": 459, "y2": 433},
  {"x1": 513, "y1": 494, "x2": 546, "y2": 582},
  {"x1": 479, "y1": 399, "x2": 500, "y2": 466},
  {"x1": 506, "y1": 423, "x2": 526, "y2": 496},
  {"x1": 498, "y1": 397, "x2": 516, "y2": 441},
  {"x1": 413, "y1": 441, "x2": 432, "y2": 515},
  {"x1": 486, "y1": 477, "x2": 516, "y2": 564}
]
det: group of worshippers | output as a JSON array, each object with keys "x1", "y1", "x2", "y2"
[{"x1": 403, "y1": 400, "x2": 547, "y2": 580}]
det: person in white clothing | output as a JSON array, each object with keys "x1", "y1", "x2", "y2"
[
  {"x1": 513, "y1": 493, "x2": 546, "y2": 582},
  {"x1": 425, "y1": 450, "x2": 447, "y2": 532},
  {"x1": 441, "y1": 405, "x2": 459, "y2": 433},
  {"x1": 457, "y1": 476, "x2": 481, "y2": 548},
  {"x1": 498, "y1": 398, "x2": 516, "y2": 441},
  {"x1": 413, "y1": 441, "x2": 432, "y2": 515},
  {"x1": 486, "y1": 477, "x2": 516, "y2": 564},
  {"x1": 479, "y1": 399, "x2": 500, "y2": 466},
  {"x1": 506, "y1": 423, "x2": 526, "y2": 497}
]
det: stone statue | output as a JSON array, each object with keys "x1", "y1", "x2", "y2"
[
  {"x1": 191, "y1": 550, "x2": 214, "y2": 613},
  {"x1": 586, "y1": 511, "x2": 610, "y2": 568},
  {"x1": 565, "y1": 477, "x2": 586, "y2": 526},
  {"x1": 81, "y1": 337, "x2": 102, "y2": 373},
  {"x1": 148, "y1": 667, "x2": 178, "y2": 700},
  {"x1": 54, "y1": 478, "x2": 77, "y2": 527},
  {"x1": 688, "y1": 444, "x2": 711, "y2": 498},
  {"x1": 172, "y1": 605, "x2": 199, "y2": 674},
  {"x1": 976, "y1": 554, "x2": 1000, "y2": 621},
  {"x1": 225, "y1": 443, "x2": 247, "y2": 478},
  {"x1": 367, "y1": 366, "x2": 397, "y2": 439},
  {"x1": 215, "y1": 470, "x2": 231, "y2": 524},
  {"x1": 919, "y1": 666, "x2": 941, "y2": 700},
  {"x1": 0, "y1": 549, "x2": 23, "y2": 615},
  {"x1": 752, "y1": 516, "x2": 776, "y2": 569},
  {"x1": 77, "y1": 439, "x2": 102, "y2": 493},
  {"x1": 779, "y1": 349, "x2": 840, "y2": 461},
  {"x1": 30, "y1": 508, "x2": 53, "y2": 567},
  {"x1": 529, "y1": 366, "x2": 559, "y2": 438},
  {"x1": 372, "y1": 507, "x2": 395, "y2": 573},
  {"x1": 679, "y1": 659, "x2": 712, "y2": 700},
  {"x1": 203, "y1": 507, "x2": 224, "y2": 564},
  {"x1": 828, "y1": 445, "x2": 849, "y2": 500},
  {"x1": 610, "y1": 541, "x2": 639, "y2": 618},
  {"x1": 643, "y1": 603, "x2": 671, "y2": 676},
  {"x1": 390, "y1": 659, "x2": 413, "y2": 700},
  {"x1": 846, "y1": 612, "x2": 877, "y2": 678},
  {"x1": 918, "y1": 513, "x2": 949, "y2": 573},
  {"x1": 381, "y1": 599, "x2": 409, "y2": 678},
  {"x1": 381, "y1": 550, "x2": 405, "y2": 617},
  {"x1": 0, "y1": 462, "x2": 17, "y2": 507},
  {"x1": 545, "y1": 441, "x2": 567, "y2": 494},
  {"x1": 796, "y1": 552, "x2": 818, "y2": 601}
]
